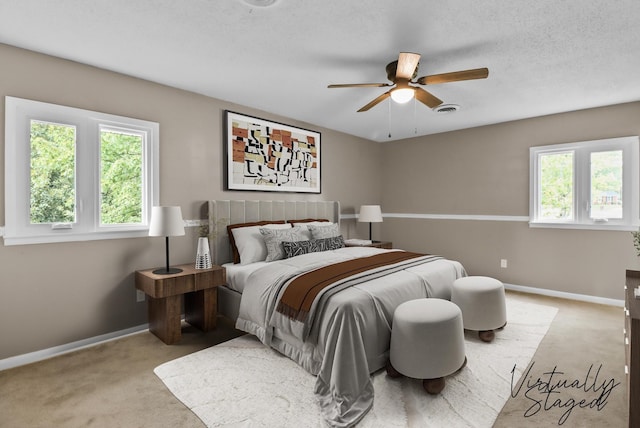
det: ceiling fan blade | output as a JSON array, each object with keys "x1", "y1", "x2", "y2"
[
  {"x1": 416, "y1": 67, "x2": 489, "y2": 85},
  {"x1": 414, "y1": 87, "x2": 443, "y2": 108},
  {"x1": 327, "y1": 83, "x2": 391, "y2": 88},
  {"x1": 357, "y1": 91, "x2": 391, "y2": 112},
  {"x1": 396, "y1": 52, "x2": 421, "y2": 80}
]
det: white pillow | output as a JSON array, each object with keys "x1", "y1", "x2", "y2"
[
  {"x1": 260, "y1": 226, "x2": 308, "y2": 262},
  {"x1": 307, "y1": 223, "x2": 341, "y2": 239},
  {"x1": 232, "y1": 223, "x2": 292, "y2": 264},
  {"x1": 292, "y1": 221, "x2": 334, "y2": 240}
]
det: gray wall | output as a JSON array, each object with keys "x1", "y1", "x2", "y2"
[
  {"x1": 379, "y1": 102, "x2": 640, "y2": 300},
  {"x1": 1, "y1": 41, "x2": 637, "y2": 361},
  {"x1": 0, "y1": 44, "x2": 381, "y2": 360}
]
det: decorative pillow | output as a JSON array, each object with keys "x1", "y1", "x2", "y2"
[
  {"x1": 307, "y1": 223, "x2": 341, "y2": 239},
  {"x1": 291, "y1": 220, "x2": 333, "y2": 240},
  {"x1": 228, "y1": 221, "x2": 290, "y2": 264},
  {"x1": 282, "y1": 236, "x2": 345, "y2": 258},
  {"x1": 260, "y1": 226, "x2": 308, "y2": 262}
]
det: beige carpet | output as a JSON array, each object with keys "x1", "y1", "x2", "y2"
[
  {"x1": 155, "y1": 297, "x2": 557, "y2": 427},
  {"x1": 0, "y1": 291, "x2": 628, "y2": 428}
]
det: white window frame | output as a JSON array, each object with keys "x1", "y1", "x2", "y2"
[
  {"x1": 529, "y1": 136, "x2": 640, "y2": 231},
  {"x1": 4, "y1": 96, "x2": 159, "y2": 245}
]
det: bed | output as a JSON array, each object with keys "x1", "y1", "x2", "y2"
[{"x1": 207, "y1": 200, "x2": 466, "y2": 427}]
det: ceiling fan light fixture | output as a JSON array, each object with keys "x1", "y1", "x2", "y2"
[
  {"x1": 242, "y1": 0, "x2": 278, "y2": 7},
  {"x1": 390, "y1": 87, "x2": 415, "y2": 104}
]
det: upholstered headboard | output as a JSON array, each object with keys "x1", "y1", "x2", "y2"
[{"x1": 207, "y1": 200, "x2": 340, "y2": 265}]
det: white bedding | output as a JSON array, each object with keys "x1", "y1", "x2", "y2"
[
  {"x1": 223, "y1": 261, "x2": 268, "y2": 293},
  {"x1": 233, "y1": 247, "x2": 466, "y2": 427}
]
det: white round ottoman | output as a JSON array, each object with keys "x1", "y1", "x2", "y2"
[
  {"x1": 451, "y1": 276, "x2": 507, "y2": 342},
  {"x1": 387, "y1": 298, "x2": 466, "y2": 394}
]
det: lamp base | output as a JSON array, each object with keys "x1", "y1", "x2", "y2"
[{"x1": 152, "y1": 267, "x2": 183, "y2": 275}]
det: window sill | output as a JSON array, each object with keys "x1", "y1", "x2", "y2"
[
  {"x1": 2, "y1": 229, "x2": 150, "y2": 246},
  {"x1": 529, "y1": 221, "x2": 639, "y2": 232}
]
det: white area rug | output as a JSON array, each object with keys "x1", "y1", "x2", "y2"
[{"x1": 155, "y1": 297, "x2": 558, "y2": 427}]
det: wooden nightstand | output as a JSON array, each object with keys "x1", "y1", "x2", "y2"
[
  {"x1": 345, "y1": 241, "x2": 393, "y2": 249},
  {"x1": 135, "y1": 263, "x2": 225, "y2": 344}
]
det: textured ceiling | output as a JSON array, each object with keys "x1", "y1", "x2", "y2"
[{"x1": 1, "y1": 0, "x2": 639, "y2": 142}]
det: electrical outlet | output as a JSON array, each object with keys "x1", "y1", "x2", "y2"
[
  {"x1": 136, "y1": 289, "x2": 146, "y2": 302},
  {"x1": 500, "y1": 259, "x2": 508, "y2": 268}
]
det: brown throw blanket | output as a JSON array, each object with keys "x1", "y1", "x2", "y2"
[{"x1": 276, "y1": 251, "x2": 425, "y2": 322}]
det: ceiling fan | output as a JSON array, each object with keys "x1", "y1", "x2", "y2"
[{"x1": 328, "y1": 52, "x2": 489, "y2": 112}]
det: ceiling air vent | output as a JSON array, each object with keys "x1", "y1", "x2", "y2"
[{"x1": 433, "y1": 104, "x2": 460, "y2": 114}]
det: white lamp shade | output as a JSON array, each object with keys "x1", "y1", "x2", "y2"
[
  {"x1": 148, "y1": 206, "x2": 185, "y2": 237},
  {"x1": 358, "y1": 205, "x2": 383, "y2": 223}
]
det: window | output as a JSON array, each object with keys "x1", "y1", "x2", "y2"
[
  {"x1": 4, "y1": 97, "x2": 159, "y2": 245},
  {"x1": 529, "y1": 136, "x2": 639, "y2": 230},
  {"x1": 99, "y1": 126, "x2": 145, "y2": 225}
]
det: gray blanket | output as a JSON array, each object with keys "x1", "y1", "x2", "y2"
[{"x1": 236, "y1": 247, "x2": 466, "y2": 427}]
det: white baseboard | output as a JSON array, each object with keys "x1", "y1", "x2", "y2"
[
  {"x1": 504, "y1": 283, "x2": 624, "y2": 307},
  {"x1": 0, "y1": 283, "x2": 624, "y2": 372},
  {"x1": 0, "y1": 323, "x2": 149, "y2": 372}
]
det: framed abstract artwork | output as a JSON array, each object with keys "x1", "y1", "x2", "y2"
[{"x1": 224, "y1": 110, "x2": 321, "y2": 193}]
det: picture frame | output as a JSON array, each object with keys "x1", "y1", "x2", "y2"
[{"x1": 224, "y1": 110, "x2": 321, "y2": 193}]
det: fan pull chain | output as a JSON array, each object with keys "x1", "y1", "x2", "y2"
[
  {"x1": 414, "y1": 97, "x2": 418, "y2": 134},
  {"x1": 388, "y1": 99, "x2": 392, "y2": 139}
]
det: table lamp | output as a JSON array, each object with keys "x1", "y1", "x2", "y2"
[
  {"x1": 149, "y1": 206, "x2": 185, "y2": 274},
  {"x1": 358, "y1": 205, "x2": 383, "y2": 242}
]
